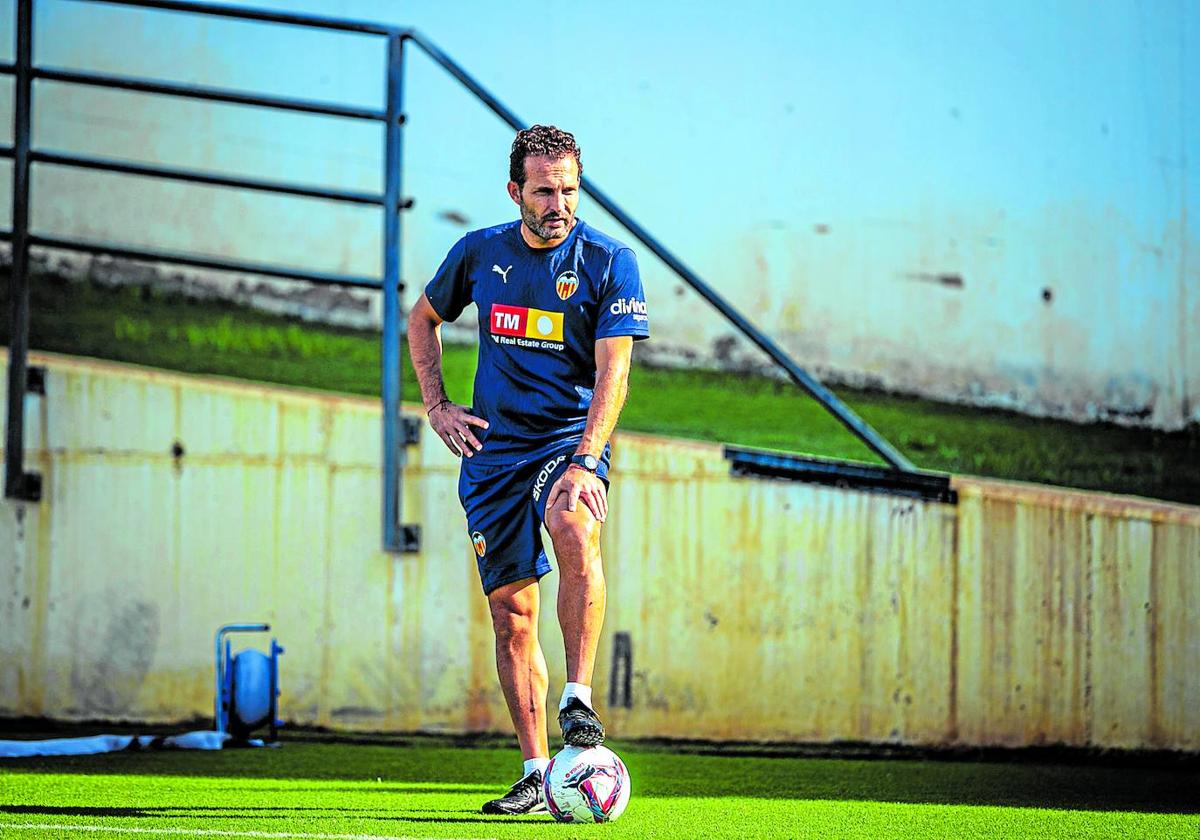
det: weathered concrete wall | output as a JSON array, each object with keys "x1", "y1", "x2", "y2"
[{"x1": 2, "y1": 351, "x2": 1198, "y2": 749}]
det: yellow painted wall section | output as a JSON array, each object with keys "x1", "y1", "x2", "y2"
[{"x1": 1, "y1": 351, "x2": 1197, "y2": 749}]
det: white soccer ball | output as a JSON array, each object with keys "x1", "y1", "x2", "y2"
[{"x1": 543, "y1": 745, "x2": 631, "y2": 823}]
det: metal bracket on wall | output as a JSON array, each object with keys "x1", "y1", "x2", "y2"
[
  {"x1": 394, "y1": 415, "x2": 422, "y2": 553},
  {"x1": 25, "y1": 365, "x2": 45, "y2": 395},
  {"x1": 608, "y1": 631, "x2": 633, "y2": 709},
  {"x1": 10, "y1": 471, "x2": 41, "y2": 503},
  {"x1": 10, "y1": 365, "x2": 44, "y2": 502},
  {"x1": 400, "y1": 415, "x2": 422, "y2": 447},
  {"x1": 399, "y1": 524, "x2": 421, "y2": 553}
]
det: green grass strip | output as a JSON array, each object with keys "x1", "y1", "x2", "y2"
[
  {"x1": 1, "y1": 740, "x2": 1198, "y2": 839},
  {"x1": 4, "y1": 274, "x2": 1197, "y2": 503}
]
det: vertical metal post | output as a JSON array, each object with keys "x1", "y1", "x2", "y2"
[
  {"x1": 381, "y1": 34, "x2": 416, "y2": 552},
  {"x1": 5, "y1": 0, "x2": 39, "y2": 502}
]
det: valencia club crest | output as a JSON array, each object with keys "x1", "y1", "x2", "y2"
[
  {"x1": 555, "y1": 271, "x2": 580, "y2": 301},
  {"x1": 471, "y1": 531, "x2": 487, "y2": 557}
]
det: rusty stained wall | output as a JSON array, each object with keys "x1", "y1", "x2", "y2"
[
  {"x1": 955, "y1": 481, "x2": 1200, "y2": 748},
  {"x1": 1, "y1": 351, "x2": 1198, "y2": 749}
]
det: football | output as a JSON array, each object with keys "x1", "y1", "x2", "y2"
[{"x1": 543, "y1": 744, "x2": 631, "y2": 823}]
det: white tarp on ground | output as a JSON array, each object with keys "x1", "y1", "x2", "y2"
[{"x1": 0, "y1": 731, "x2": 266, "y2": 757}]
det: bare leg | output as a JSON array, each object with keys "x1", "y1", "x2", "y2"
[
  {"x1": 546, "y1": 503, "x2": 605, "y2": 685},
  {"x1": 488, "y1": 577, "x2": 549, "y2": 760}
]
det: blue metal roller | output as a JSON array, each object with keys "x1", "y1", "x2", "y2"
[{"x1": 215, "y1": 624, "x2": 285, "y2": 742}]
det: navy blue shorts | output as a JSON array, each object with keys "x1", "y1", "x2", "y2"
[{"x1": 458, "y1": 441, "x2": 611, "y2": 595}]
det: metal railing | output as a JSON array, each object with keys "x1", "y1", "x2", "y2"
[
  {"x1": 2, "y1": 0, "x2": 421, "y2": 550},
  {"x1": 3, "y1": 0, "x2": 935, "y2": 553}
]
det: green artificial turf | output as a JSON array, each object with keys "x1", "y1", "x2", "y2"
[
  {"x1": 1, "y1": 737, "x2": 1197, "y2": 839},
  {"x1": 5, "y1": 273, "x2": 1198, "y2": 504}
]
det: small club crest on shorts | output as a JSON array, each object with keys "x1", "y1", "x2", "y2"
[
  {"x1": 471, "y1": 531, "x2": 487, "y2": 557},
  {"x1": 555, "y1": 271, "x2": 580, "y2": 301}
]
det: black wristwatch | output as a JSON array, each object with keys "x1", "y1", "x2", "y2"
[{"x1": 569, "y1": 454, "x2": 599, "y2": 473}]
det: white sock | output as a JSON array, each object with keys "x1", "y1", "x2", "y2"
[
  {"x1": 524, "y1": 757, "x2": 550, "y2": 777},
  {"x1": 559, "y1": 682, "x2": 593, "y2": 711}
]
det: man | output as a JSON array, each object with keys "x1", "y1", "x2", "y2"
[{"x1": 407, "y1": 125, "x2": 649, "y2": 816}]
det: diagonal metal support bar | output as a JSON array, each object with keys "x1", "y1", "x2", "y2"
[{"x1": 404, "y1": 31, "x2": 915, "y2": 472}]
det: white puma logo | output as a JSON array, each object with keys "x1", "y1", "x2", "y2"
[{"x1": 492, "y1": 264, "x2": 512, "y2": 283}]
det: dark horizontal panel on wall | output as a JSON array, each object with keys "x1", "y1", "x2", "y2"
[{"x1": 724, "y1": 445, "x2": 957, "y2": 504}]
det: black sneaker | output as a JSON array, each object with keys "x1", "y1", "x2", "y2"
[
  {"x1": 480, "y1": 769, "x2": 547, "y2": 815},
  {"x1": 558, "y1": 697, "x2": 606, "y2": 747}
]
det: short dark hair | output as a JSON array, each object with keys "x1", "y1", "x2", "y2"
[{"x1": 509, "y1": 124, "x2": 582, "y2": 187}]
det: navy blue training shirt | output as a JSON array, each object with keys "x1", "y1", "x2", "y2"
[{"x1": 425, "y1": 218, "x2": 649, "y2": 462}]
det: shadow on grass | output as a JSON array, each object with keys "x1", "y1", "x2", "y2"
[
  {"x1": 3, "y1": 743, "x2": 1198, "y2": 816},
  {"x1": 0, "y1": 804, "x2": 547, "y2": 826}
]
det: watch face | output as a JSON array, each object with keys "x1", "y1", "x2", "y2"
[{"x1": 584, "y1": 455, "x2": 599, "y2": 471}]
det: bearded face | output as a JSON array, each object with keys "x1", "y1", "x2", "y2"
[{"x1": 509, "y1": 155, "x2": 581, "y2": 247}]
